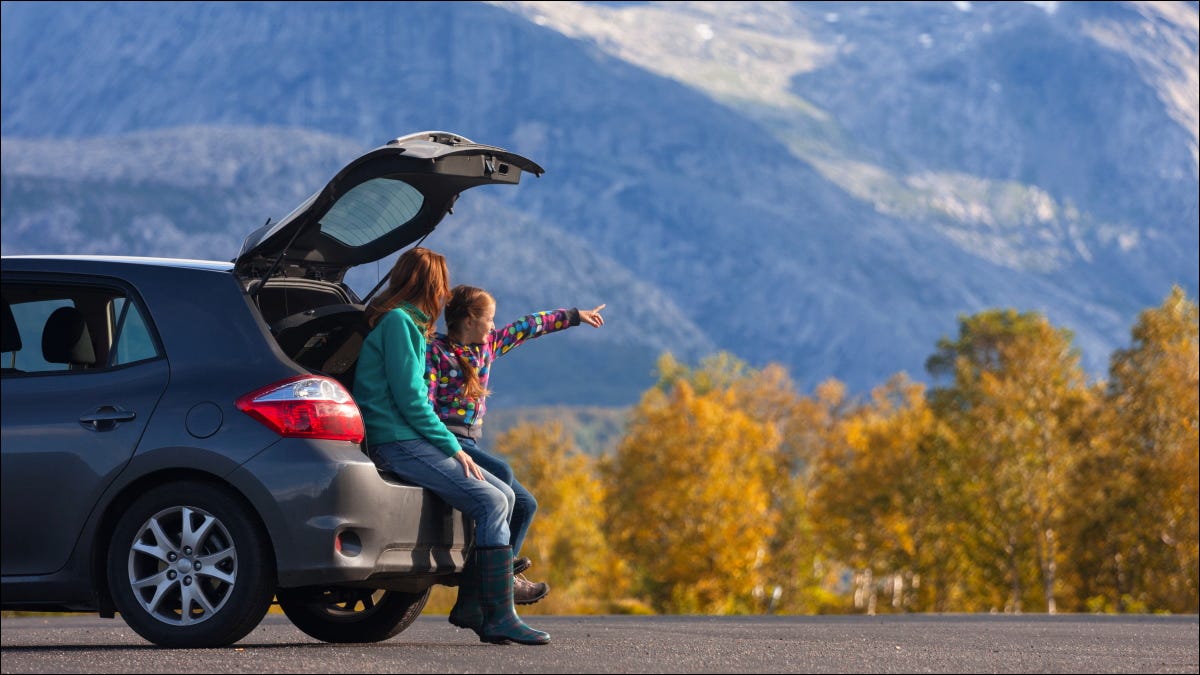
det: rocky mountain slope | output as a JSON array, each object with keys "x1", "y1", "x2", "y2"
[{"x1": 2, "y1": 1, "x2": 1196, "y2": 406}]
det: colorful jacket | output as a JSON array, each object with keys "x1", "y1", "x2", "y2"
[
  {"x1": 355, "y1": 304, "x2": 462, "y2": 458},
  {"x1": 426, "y1": 308, "x2": 580, "y2": 431}
]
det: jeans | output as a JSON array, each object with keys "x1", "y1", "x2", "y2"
[
  {"x1": 457, "y1": 436, "x2": 538, "y2": 557},
  {"x1": 368, "y1": 438, "x2": 515, "y2": 547}
]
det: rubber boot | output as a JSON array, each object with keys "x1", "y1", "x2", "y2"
[
  {"x1": 448, "y1": 549, "x2": 483, "y2": 631},
  {"x1": 475, "y1": 545, "x2": 550, "y2": 645}
]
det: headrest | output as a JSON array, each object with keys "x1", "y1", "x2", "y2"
[
  {"x1": 42, "y1": 306, "x2": 96, "y2": 366},
  {"x1": 1, "y1": 299, "x2": 21, "y2": 353}
]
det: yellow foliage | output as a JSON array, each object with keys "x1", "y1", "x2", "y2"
[
  {"x1": 423, "y1": 292, "x2": 1198, "y2": 617},
  {"x1": 496, "y1": 422, "x2": 619, "y2": 614},
  {"x1": 924, "y1": 309, "x2": 1092, "y2": 613},
  {"x1": 1093, "y1": 286, "x2": 1199, "y2": 612},
  {"x1": 808, "y1": 375, "x2": 937, "y2": 613},
  {"x1": 606, "y1": 379, "x2": 781, "y2": 613}
]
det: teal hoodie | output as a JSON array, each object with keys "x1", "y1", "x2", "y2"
[{"x1": 354, "y1": 305, "x2": 462, "y2": 457}]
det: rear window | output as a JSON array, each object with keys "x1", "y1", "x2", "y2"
[{"x1": 319, "y1": 178, "x2": 424, "y2": 247}]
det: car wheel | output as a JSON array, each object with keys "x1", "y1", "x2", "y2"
[
  {"x1": 106, "y1": 481, "x2": 275, "y2": 648},
  {"x1": 276, "y1": 586, "x2": 430, "y2": 643}
]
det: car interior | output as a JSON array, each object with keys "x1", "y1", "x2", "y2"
[
  {"x1": 1, "y1": 285, "x2": 156, "y2": 374},
  {"x1": 253, "y1": 281, "x2": 370, "y2": 389},
  {"x1": 1, "y1": 298, "x2": 23, "y2": 374}
]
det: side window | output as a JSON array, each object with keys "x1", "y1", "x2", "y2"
[
  {"x1": 1, "y1": 282, "x2": 160, "y2": 375},
  {"x1": 4, "y1": 298, "x2": 74, "y2": 373},
  {"x1": 110, "y1": 297, "x2": 157, "y2": 366}
]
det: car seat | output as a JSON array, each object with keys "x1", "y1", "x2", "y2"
[
  {"x1": 1, "y1": 299, "x2": 23, "y2": 374},
  {"x1": 41, "y1": 306, "x2": 97, "y2": 370}
]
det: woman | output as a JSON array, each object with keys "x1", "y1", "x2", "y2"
[{"x1": 353, "y1": 247, "x2": 549, "y2": 646}]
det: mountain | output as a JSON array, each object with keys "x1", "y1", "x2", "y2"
[
  {"x1": 2, "y1": 1, "x2": 1197, "y2": 408},
  {"x1": 0, "y1": 127, "x2": 710, "y2": 407}
]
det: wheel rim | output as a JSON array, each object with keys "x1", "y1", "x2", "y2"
[{"x1": 126, "y1": 505, "x2": 238, "y2": 626}]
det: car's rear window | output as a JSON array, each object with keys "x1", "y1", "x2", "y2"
[{"x1": 319, "y1": 178, "x2": 424, "y2": 248}]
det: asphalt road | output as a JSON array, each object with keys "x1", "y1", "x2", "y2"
[{"x1": 1, "y1": 613, "x2": 1196, "y2": 673}]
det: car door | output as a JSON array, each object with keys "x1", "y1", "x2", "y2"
[{"x1": 0, "y1": 276, "x2": 168, "y2": 575}]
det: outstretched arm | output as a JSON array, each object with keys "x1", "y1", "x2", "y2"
[{"x1": 491, "y1": 304, "x2": 608, "y2": 357}]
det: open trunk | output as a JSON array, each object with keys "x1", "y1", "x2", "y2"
[
  {"x1": 254, "y1": 281, "x2": 369, "y2": 390},
  {"x1": 232, "y1": 131, "x2": 542, "y2": 391}
]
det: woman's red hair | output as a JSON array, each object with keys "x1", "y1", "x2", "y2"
[{"x1": 364, "y1": 247, "x2": 450, "y2": 337}]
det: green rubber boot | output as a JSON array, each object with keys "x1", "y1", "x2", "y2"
[
  {"x1": 448, "y1": 549, "x2": 483, "y2": 631},
  {"x1": 475, "y1": 546, "x2": 550, "y2": 645}
]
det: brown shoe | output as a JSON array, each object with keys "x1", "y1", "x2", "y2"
[
  {"x1": 513, "y1": 573, "x2": 549, "y2": 605},
  {"x1": 513, "y1": 556, "x2": 532, "y2": 575}
]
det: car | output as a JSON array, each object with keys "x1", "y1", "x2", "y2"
[{"x1": 0, "y1": 131, "x2": 545, "y2": 648}]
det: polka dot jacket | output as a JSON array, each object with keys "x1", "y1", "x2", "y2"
[{"x1": 426, "y1": 308, "x2": 581, "y2": 430}]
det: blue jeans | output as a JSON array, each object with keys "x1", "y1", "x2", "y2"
[
  {"x1": 368, "y1": 439, "x2": 515, "y2": 547},
  {"x1": 457, "y1": 437, "x2": 538, "y2": 557}
]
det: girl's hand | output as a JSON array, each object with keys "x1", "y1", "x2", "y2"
[
  {"x1": 579, "y1": 304, "x2": 606, "y2": 328},
  {"x1": 454, "y1": 449, "x2": 485, "y2": 481}
]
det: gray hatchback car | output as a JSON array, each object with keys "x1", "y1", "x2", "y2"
[{"x1": 0, "y1": 131, "x2": 543, "y2": 648}]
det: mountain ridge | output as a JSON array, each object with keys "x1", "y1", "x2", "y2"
[{"x1": 2, "y1": 1, "x2": 1196, "y2": 403}]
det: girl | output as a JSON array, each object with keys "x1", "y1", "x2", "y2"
[
  {"x1": 428, "y1": 285, "x2": 605, "y2": 622},
  {"x1": 353, "y1": 248, "x2": 549, "y2": 646}
]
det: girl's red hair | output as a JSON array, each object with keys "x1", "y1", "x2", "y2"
[{"x1": 445, "y1": 285, "x2": 494, "y2": 400}]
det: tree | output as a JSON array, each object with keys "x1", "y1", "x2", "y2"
[
  {"x1": 925, "y1": 309, "x2": 1091, "y2": 613},
  {"x1": 644, "y1": 353, "x2": 835, "y2": 613},
  {"x1": 1083, "y1": 287, "x2": 1199, "y2": 612},
  {"x1": 496, "y1": 421, "x2": 620, "y2": 614},
  {"x1": 763, "y1": 378, "x2": 852, "y2": 614},
  {"x1": 808, "y1": 374, "x2": 939, "y2": 613},
  {"x1": 605, "y1": 378, "x2": 780, "y2": 613}
]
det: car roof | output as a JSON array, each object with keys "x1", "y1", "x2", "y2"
[{"x1": 2, "y1": 255, "x2": 234, "y2": 273}]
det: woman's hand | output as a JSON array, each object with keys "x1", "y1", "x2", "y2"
[
  {"x1": 454, "y1": 449, "x2": 485, "y2": 481},
  {"x1": 579, "y1": 304, "x2": 606, "y2": 328}
]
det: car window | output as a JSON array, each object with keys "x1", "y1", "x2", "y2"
[
  {"x1": 5, "y1": 298, "x2": 74, "y2": 373},
  {"x1": 109, "y1": 297, "x2": 158, "y2": 366},
  {"x1": 318, "y1": 177, "x2": 424, "y2": 247},
  {"x1": 1, "y1": 283, "x2": 160, "y2": 375}
]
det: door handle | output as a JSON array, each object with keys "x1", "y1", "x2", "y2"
[{"x1": 79, "y1": 406, "x2": 137, "y2": 431}]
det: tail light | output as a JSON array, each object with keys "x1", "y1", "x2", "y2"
[{"x1": 236, "y1": 375, "x2": 365, "y2": 442}]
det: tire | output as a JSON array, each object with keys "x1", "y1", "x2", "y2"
[
  {"x1": 277, "y1": 586, "x2": 430, "y2": 643},
  {"x1": 106, "y1": 481, "x2": 275, "y2": 648}
]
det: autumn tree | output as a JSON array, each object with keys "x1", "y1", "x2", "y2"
[
  {"x1": 495, "y1": 421, "x2": 619, "y2": 614},
  {"x1": 1070, "y1": 286, "x2": 1199, "y2": 612},
  {"x1": 605, "y1": 367, "x2": 780, "y2": 613},
  {"x1": 641, "y1": 353, "x2": 839, "y2": 613},
  {"x1": 925, "y1": 309, "x2": 1092, "y2": 613},
  {"x1": 763, "y1": 378, "x2": 853, "y2": 614},
  {"x1": 808, "y1": 374, "x2": 940, "y2": 613}
]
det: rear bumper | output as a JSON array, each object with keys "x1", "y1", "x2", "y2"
[{"x1": 230, "y1": 439, "x2": 470, "y2": 589}]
